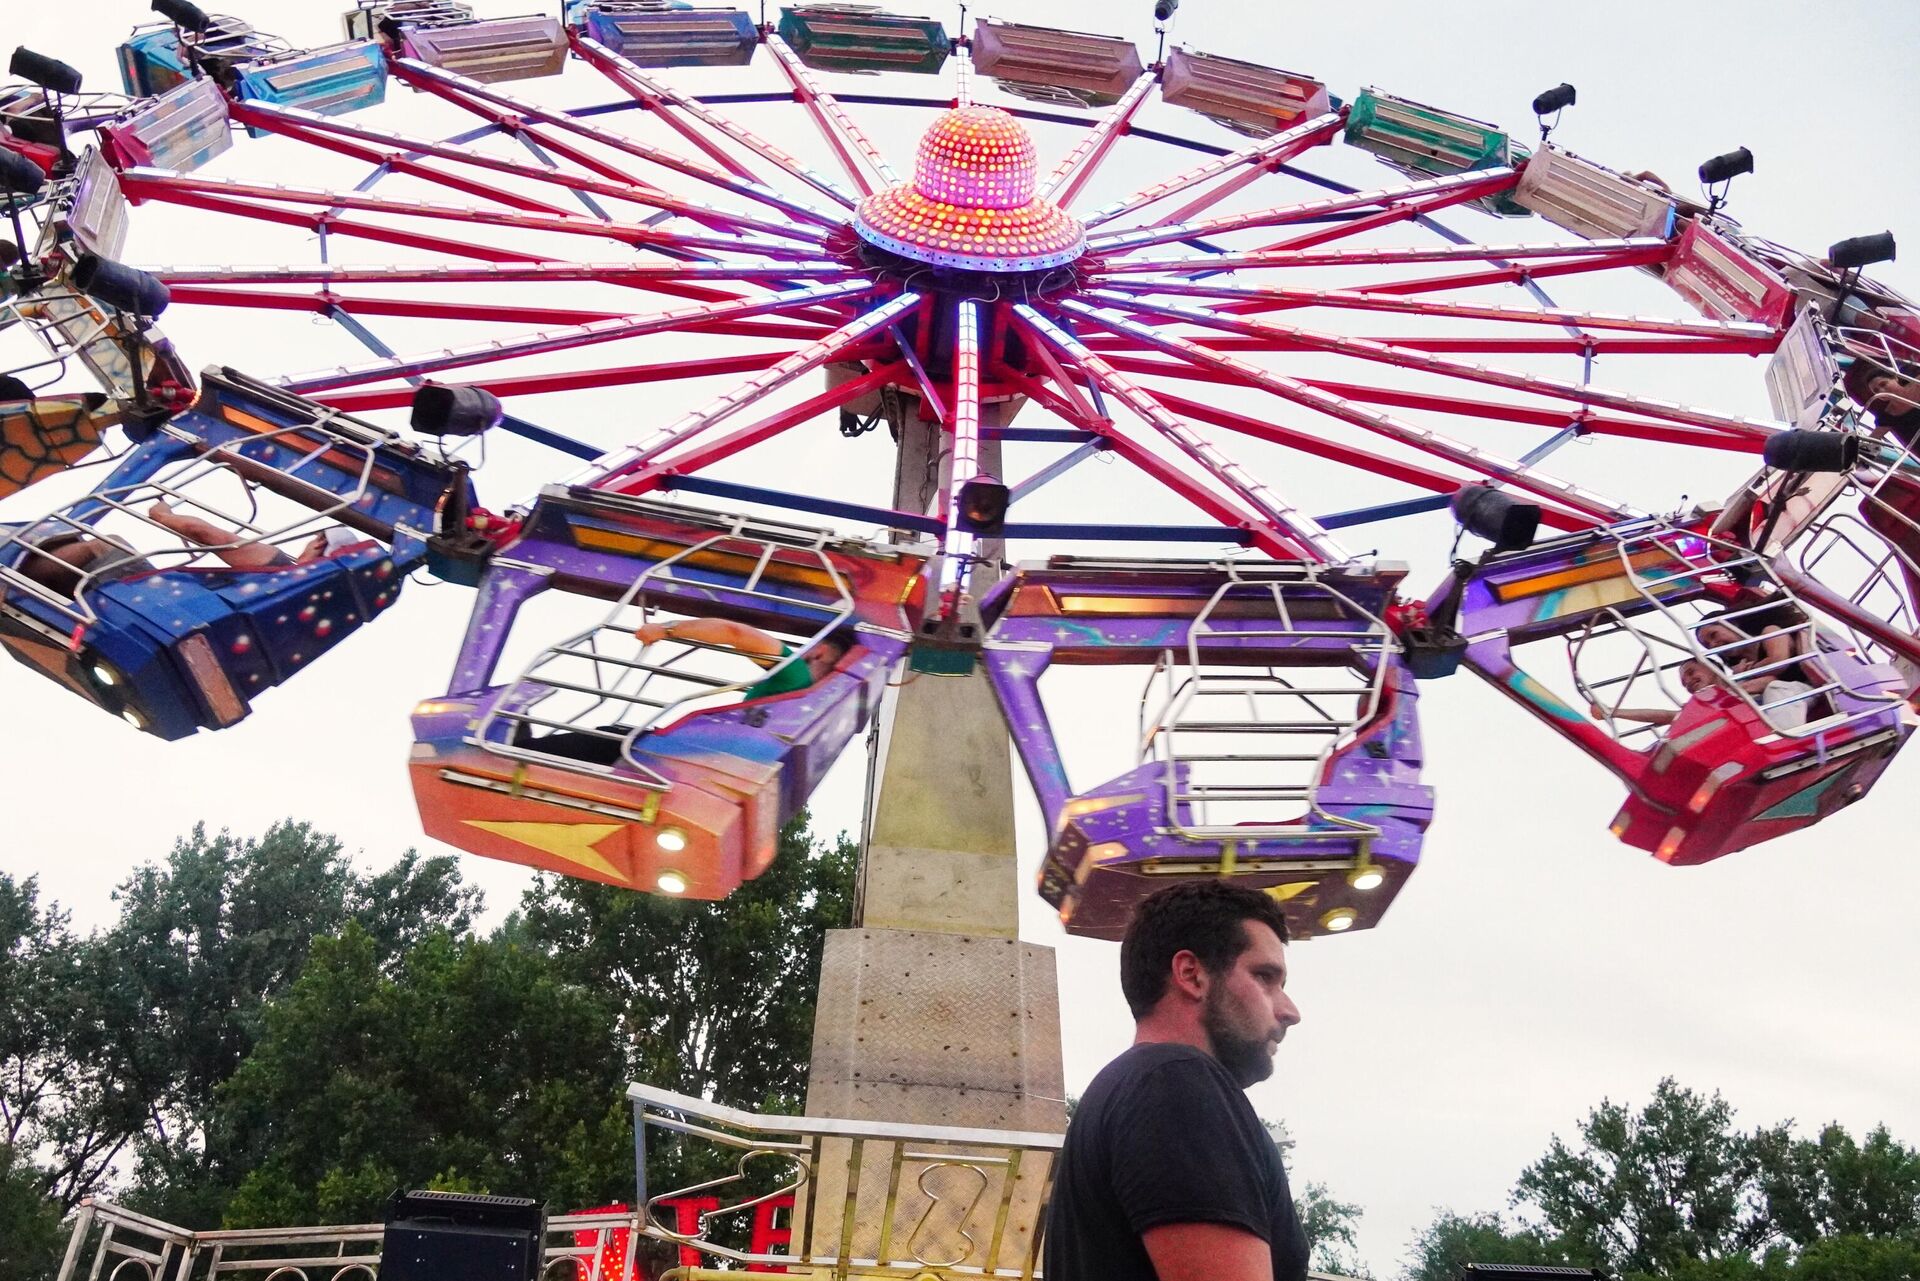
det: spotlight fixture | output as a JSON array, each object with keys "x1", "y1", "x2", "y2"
[
  {"x1": 0, "y1": 149, "x2": 46, "y2": 288},
  {"x1": 10, "y1": 49, "x2": 83, "y2": 96},
  {"x1": 1829, "y1": 231, "x2": 1896, "y2": 272},
  {"x1": 410, "y1": 383, "x2": 503, "y2": 437},
  {"x1": 1320, "y1": 907, "x2": 1357, "y2": 933},
  {"x1": 954, "y1": 475, "x2": 1011, "y2": 538},
  {"x1": 1697, "y1": 146, "x2": 1752, "y2": 214},
  {"x1": 1762, "y1": 429, "x2": 1860, "y2": 474},
  {"x1": 1348, "y1": 866, "x2": 1386, "y2": 892},
  {"x1": 1531, "y1": 81, "x2": 1574, "y2": 140},
  {"x1": 1153, "y1": 0, "x2": 1179, "y2": 21},
  {"x1": 1451, "y1": 484, "x2": 1540, "y2": 552},
  {"x1": 655, "y1": 869, "x2": 689, "y2": 895},
  {"x1": 656, "y1": 827, "x2": 689, "y2": 853},
  {"x1": 72, "y1": 253, "x2": 170, "y2": 318},
  {"x1": 151, "y1": 0, "x2": 213, "y2": 35}
]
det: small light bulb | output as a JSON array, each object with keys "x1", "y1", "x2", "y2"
[
  {"x1": 121, "y1": 708, "x2": 146, "y2": 731},
  {"x1": 90, "y1": 663, "x2": 117, "y2": 687},
  {"x1": 656, "y1": 827, "x2": 688, "y2": 853},
  {"x1": 655, "y1": 870, "x2": 688, "y2": 895},
  {"x1": 1321, "y1": 908, "x2": 1357, "y2": 933},
  {"x1": 1349, "y1": 867, "x2": 1385, "y2": 892}
]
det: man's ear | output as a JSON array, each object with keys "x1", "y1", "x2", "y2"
[{"x1": 1167, "y1": 948, "x2": 1210, "y2": 1003}]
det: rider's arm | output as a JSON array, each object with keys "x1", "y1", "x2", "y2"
[{"x1": 642, "y1": 617, "x2": 786, "y2": 662}]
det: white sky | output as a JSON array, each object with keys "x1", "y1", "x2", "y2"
[{"x1": 4, "y1": 1, "x2": 1919, "y2": 1272}]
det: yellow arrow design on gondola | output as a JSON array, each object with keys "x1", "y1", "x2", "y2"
[{"x1": 463, "y1": 821, "x2": 627, "y2": 881}]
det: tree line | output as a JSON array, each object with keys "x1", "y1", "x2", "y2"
[
  {"x1": 1, "y1": 818, "x2": 853, "y2": 1280},
  {"x1": 3, "y1": 822, "x2": 1914, "y2": 1281}
]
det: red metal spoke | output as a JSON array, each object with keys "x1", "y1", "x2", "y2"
[
  {"x1": 1096, "y1": 277, "x2": 1781, "y2": 344},
  {"x1": 572, "y1": 35, "x2": 858, "y2": 209},
  {"x1": 1084, "y1": 329, "x2": 1768, "y2": 357},
  {"x1": 1099, "y1": 355, "x2": 1763, "y2": 453},
  {"x1": 764, "y1": 33, "x2": 900, "y2": 199},
  {"x1": 577, "y1": 292, "x2": 923, "y2": 489},
  {"x1": 1014, "y1": 305, "x2": 1352, "y2": 563},
  {"x1": 1086, "y1": 289, "x2": 1786, "y2": 439},
  {"x1": 608, "y1": 362, "x2": 908, "y2": 498},
  {"x1": 391, "y1": 58, "x2": 846, "y2": 231},
  {"x1": 1082, "y1": 112, "x2": 1345, "y2": 230},
  {"x1": 1041, "y1": 72, "x2": 1159, "y2": 208},
  {"x1": 1084, "y1": 168, "x2": 1515, "y2": 255},
  {"x1": 1247, "y1": 178, "x2": 1521, "y2": 256},
  {"x1": 228, "y1": 98, "x2": 828, "y2": 245},
  {"x1": 1328, "y1": 245, "x2": 1674, "y2": 305},
  {"x1": 148, "y1": 262, "x2": 861, "y2": 287},
  {"x1": 277, "y1": 281, "x2": 877, "y2": 394},
  {"x1": 117, "y1": 168, "x2": 831, "y2": 263},
  {"x1": 1092, "y1": 237, "x2": 1672, "y2": 275},
  {"x1": 1059, "y1": 297, "x2": 1634, "y2": 524},
  {"x1": 161, "y1": 287, "x2": 830, "y2": 339},
  {"x1": 1150, "y1": 389, "x2": 1591, "y2": 533},
  {"x1": 313, "y1": 350, "x2": 813, "y2": 412}
]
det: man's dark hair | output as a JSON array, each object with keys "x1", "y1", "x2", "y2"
[{"x1": 1118, "y1": 880, "x2": 1291, "y2": 1019}]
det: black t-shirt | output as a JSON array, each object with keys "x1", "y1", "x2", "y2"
[{"x1": 1043, "y1": 1043, "x2": 1309, "y2": 1281}]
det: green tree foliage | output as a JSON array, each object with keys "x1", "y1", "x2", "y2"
[
  {"x1": 212, "y1": 924, "x2": 630, "y2": 1227},
  {"x1": 1400, "y1": 1210, "x2": 1591, "y2": 1281},
  {"x1": 0, "y1": 1143, "x2": 66, "y2": 1281},
  {"x1": 1514, "y1": 1078, "x2": 1769, "y2": 1273},
  {"x1": 1404, "y1": 1080, "x2": 1920, "y2": 1281},
  {"x1": 514, "y1": 817, "x2": 856, "y2": 1113}
]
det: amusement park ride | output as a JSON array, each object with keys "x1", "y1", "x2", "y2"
[{"x1": 6, "y1": 0, "x2": 1918, "y2": 1276}]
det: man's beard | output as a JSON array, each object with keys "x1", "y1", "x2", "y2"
[{"x1": 1202, "y1": 987, "x2": 1276, "y2": 1088}]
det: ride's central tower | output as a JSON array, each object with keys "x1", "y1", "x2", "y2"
[{"x1": 804, "y1": 111, "x2": 1070, "y2": 1255}]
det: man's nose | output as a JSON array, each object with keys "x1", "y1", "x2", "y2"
[{"x1": 1274, "y1": 991, "x2": 1301, "y2": 1030}]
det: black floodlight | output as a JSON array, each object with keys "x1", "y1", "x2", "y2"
[
  {"x1": 1452, "y1": 484, "x2": 1540, "y2": 552},
  {"x1": 955, "y1": 475, "x2": 1010, "y2": 537},
  {"x1": 72, "y1": 253, "x2": 171, "y2": 318},
  {"x1": 1698, "y1": 146, "x2": 1752, "y2": 214},
  {"x1": 0, "y1": 146, "x2": 45, "y2": 198},
  {"x1": 411, "y1": 382, "x2": 503, "y2": 437},
  {"x1": 151, "y1": 0, "x2": 214, "y2": 35},
  {"x1": 0, "y1": 150, "x2": 45, "y2": 286},
  {"x1": 1698, "y1": 147, "x2": 1754, "y2": 185},
  {"x1": 1763, "y1": 429, "x2": 1861, "y2": 474},
  {"x1": 1829, "y1": 231, "x2": 1896, "y2": 272},
  {"x1": 10, "y1": 49, "x2": 83, "y2": 96},
  {"x1": 1532, "y1": 82, "x2": 1575, "y2": 140},
  {"x1": 1153, "y1": 0, "x2": 1179, "y2": 21}
]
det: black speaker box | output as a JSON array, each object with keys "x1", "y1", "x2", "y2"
[{"x1": 381, "y1": 1190, "x2": 546, "y2": 1281}]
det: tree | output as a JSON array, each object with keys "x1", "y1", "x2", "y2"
[
  {"x1": 1263, "y1": 1118, "x2": 1369, "y2": 1275},
  {"x1": 1401, "y1": 1210, "x2": 1591, "y2": 1281},
  {"x1": 0, "y1": 1143, "x2": 65, "y2": 1281},
  {"x1": 514, "y1": 815, "x2": 857, "y2": 1113},
  {"x1": 1751, "y1": 1121, "x2": 1920, "y2": 1247},
  {"x1": 1514, "y1": 1077, "x2": 1771, "y2": 1275},
  {"x1": 211, "y1": 924, "x2": 630, "y2": 1227}
]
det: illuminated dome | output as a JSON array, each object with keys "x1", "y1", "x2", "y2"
[{"x1": 855, "y1": 106, "x2": 1086, "y2": 273}]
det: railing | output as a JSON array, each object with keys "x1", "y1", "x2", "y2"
[
  {"x1": 55, "y1": 1198, "x2": 645, "y2": 1281},
  {"x1": 57, "y1": 1085, "x2": 1066, "y2": 1281},
  {"x1": 630, "y1": 1082, "x2": 1062, "y2": 1280}
]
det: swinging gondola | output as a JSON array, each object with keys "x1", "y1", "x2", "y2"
[
  {"x1": 983, "y1": 556, "x2": 1432, "y2": 942},
  {"x1": 1442, "y1": 520, "x2": 1910, "y2": 865},
  {"x1": 409, "y1": 491, "x2": 925, "y2": 900},
  {"x1": 0, "y1": 367, "x2": 474, "y2": 737}
]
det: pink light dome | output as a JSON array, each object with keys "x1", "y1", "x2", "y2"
[{"x1": 855, "y1": 106, "x2": 1086, "y2": 273}]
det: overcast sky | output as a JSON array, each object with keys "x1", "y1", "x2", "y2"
[{"x1": 4, "y1": 1, "x2": 1919, "y2": 1272}]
